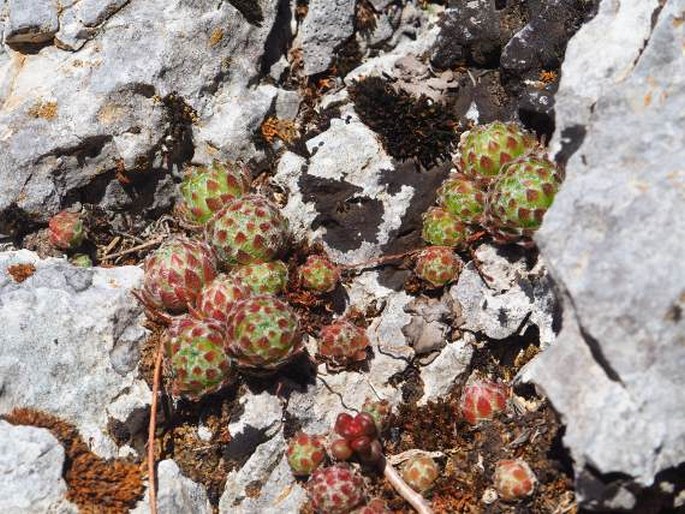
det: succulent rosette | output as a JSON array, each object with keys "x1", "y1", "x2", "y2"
[
  {"x1": 194, "y1": 274, "x2": 250, "y2": 323},
  {"x1": 401, "y1": 456, "x2": 440, "y2": 492},
  {"x1": 231, "y1": 260, "x2": 289, "y2": 295},
  {"x1": 493, "y1": 459, "x2": 537, "y2": 501},
  {"x1": 224, "y1": 294, "x2": 302, "y2": 371},
  {"x1": 298, "y1": 255, "x2": 341, "y2": 293},
  {"x1": 306, "y1": 465, "x2": 366, "y2": 514},
  {"x1": 436, "y1": 174, "x2": 486, "y2": 225},
  {"x1": 179, "y1": 161, "x2": 250, "y2": 224},
  {"x1": 414, "y1": 246, "x2": 462, "y2": 287},
  {"x1": 457, "y1": 121, "x2": 537, "y2": 184},
  {"x1": 460, "y1": 375, "x2": 509, "y2": 425},
  {"x1": 317, "y1": 320, "x2": 370, "y2": 369},
  {"x1": 286, "y1": 432, "x2": 326, "y2": 476},
  {"x1": 421, "y1": 207, "x2": 470, "y2": 248},
  {"x1": 142, "y1": 236, "x2": 217, "y2": 313},
  {"x1": 48, "y1": 210, "x2": 85, "y2": 251},
  {"x1": 166, "y1": 315, "x2": 233, "y2": 400},
  {"x1": 205, "y1": 194, "x2": 289, "y2": 267},
  {"x1": 485, "y1": 155, "x2": 562, "y2": 245}
]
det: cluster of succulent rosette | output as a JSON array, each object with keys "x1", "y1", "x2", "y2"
[
  {"x1": 414, "y1": 121, "x2": 563, "y2": 288},
  {"x1": 285, "y1": 399, "x2": 396, "y2": 513},
  {"x1": 134, "y1": 160, "x2": 357, "y2": 399},
  {"x1": 457, "y1": 372, "x2": 538, "y2": 501}
]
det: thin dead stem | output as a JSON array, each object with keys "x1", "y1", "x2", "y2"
[
  {"x1": 341, "y1": 249, "x2": 419, "y2": 273},
  {"x1": 147, "y1": 339, "x2": 165, "y2": 514}
]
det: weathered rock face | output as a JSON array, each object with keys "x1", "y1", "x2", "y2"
[
  {"x1": 522, "y1": 0, "x2": 685, "y2": 509},
  {"x1": 0, "y1": 250, "x2": 150, "y2": 459},
  {"x1": 0, "y1": 0, "x2": 283, "y2": 233},
  {"x1": 0, "y1": 421, "x2": 76, "y2": 514}
]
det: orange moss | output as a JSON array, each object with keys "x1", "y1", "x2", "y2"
[
  {"x1": 261, "y1": 116, "x2": 299, "y2": 144},
  {"x1": 6, "y1": 263, "x2": 36, "y2": 282}
]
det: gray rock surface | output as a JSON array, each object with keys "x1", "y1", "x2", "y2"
[
  {"x1": 297, "y1": 0, "x2": 356, "y2": 76},
  {"x1": 0, "y1": 0, "x2": 282, "y2": 229},
  {"x1": 0, "y1": 421, "x2": 75, "y2": 514},
  {"x1": 0, "y1": 250, "x2": 150, "y2": 458},
  {"x1": 5, "y1": 0, "x2": 59, "y2": 44},
  {"x1": 132, "y1": 460, "x2": 212, "y2": 514},
  {"x1": 450, "y1": 244, "x2": 559, "y2": 347},
  {"x1": 523, "y1": 0, "x2": 685, "y2": 508}
]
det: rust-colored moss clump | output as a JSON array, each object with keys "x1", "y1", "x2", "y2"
[
  {"x1": 6, "y1": 263, "x2": 36, "y2": 282},
  {"x1": 3, "y1": 408, "x2": 144, "y2": 513},
  {"x1": 349, "y1": 76, "x2": 458, "y2": 168}
]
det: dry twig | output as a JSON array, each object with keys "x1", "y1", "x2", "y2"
[{"x1": 147, "y1": 339, "x2": 165, "y2": 514}]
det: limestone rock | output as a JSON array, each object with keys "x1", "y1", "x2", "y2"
[
  {"x1": 5, "y1": 0, "x2": 59, "y2": 45},
  {"x1": 523, "y1": 0, "x2": 685, "y2": 508},
  {"x1": 297, "y1": 0, "x2": 356, "y2": 76},
  {"x1": 0, "y1": 421, "x2": 76, "y2": 514},
  {"x1": 132, "y1": 460, "x2": 212, "y2": 514},
  {"x1": 0, "y1": 250, "x2": 150, "y2": 458}
]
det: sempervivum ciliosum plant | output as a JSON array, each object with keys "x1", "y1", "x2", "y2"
[
  {"x1": 401, "y1": 456, "x2": 440, "y2": 493},
  {"x1": 421, "y1": 207, "x2": 470, "y2": 248},
  {"x1": 179, "y1": 161, "x2": 250, "y2": 224},
  {"x1": 361, "y1": 398, "x2": 392, "y2": 434},
  {"x1": 331, "y1": 412, "x2": 382, "y2": 465},
  {"x1": 485, "y1": 155, "x2": 562, "y2": 245},
  {"x1": 70, "y1": 253, "x2": 92, "y2": 267},
  {"x1": 307, "y1": 465, "x2": 366, "y2": 514},
  {"x1": 143, "y1": 237, "x2": 217, "y2": 313},
  {"x1": 460, "y1": 376, "x2": 509, "y2": 425},
  {"x1": 298, "y1": 254, "x2": 341, "y2": 293},
  {"x1": 286, "y1": 432, "x2": 326, "y2": 476},
  {"x1": 166, "y1": 315, "x2": 233, "y2": 400},
  {"x1": 49, "y1": 210, "x2": 85, "y2": 251},
  {"x1": 457, "y1": 121, "x2": 537, "y2": 184},
  {"x1": 493, "y1": 459, "x2": 537, "y2": 501},
  {"x1": 317, "y1": 320, "x2": 370, "y2": 369},
  {"x1": 225, "y1": 294, "x2": 302, "y2": 371},
  {"x1": 205, "y1": 194, "x2": 289, "y2": 267},
  {"x1": 194, "y1": 274, "x2": 250, "y2": 324},
  {"x1": 436, "y1": 174, "x2": 486, "y2": 225},
  {"x1": 414, "y1": 246, "x2": 462, "y2": 288},
  {"x1": 231, "y1": 260, "x2": 289, "y2": 295}
]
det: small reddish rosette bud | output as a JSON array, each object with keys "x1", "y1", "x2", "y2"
[
  {"x1": 361, "y1": 398, "x2": 391, "y2": 433},
  {"x1": 143, "y1": 236, "x2": 217, "y2": 313},
  {"x1": 48, "y1": 210, "x2": 85, "y2": 250},
  {"x1": 286, "y1": 432, "x2": 326, "y2": 476},
  {"x1": 459, "y1": 375, "x2": 509, "y2": 425},
  {"x1": 306, "y1": 465, "x2": 366, "y2": 514},
  {"x1": 194, "y1": 274, "x2": 250, "y2": 323},
  {"x1": 299, "y1": 254, "x2": 340, "y2": 293},
  {"x1": 401, "y1": 456, "x2": 440, "y2": 492},
  {"x1": 317, "y1": 320, "x2": 370, "y2": 369},
  {"x1": 414, "y1": 246, "x2": 463, "y2": 287},
  {"x1": 421, "y1": 207, "x2": 470, "y2": 248},
  {"x1": 330, "y1": 438, "x2": 354, "y2": 461},
  {"x1": 493, "y1": 459, "x2": 537, "y2": 501}
]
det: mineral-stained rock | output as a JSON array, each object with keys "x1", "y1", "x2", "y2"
[
  {"x1": 0, "y1": 0, "x2": 282, "y2": 231},
  {"x1": 0, "y1": 250, "x2": 150, "y2": 458},
  {"x1": 522, "y1": 0, "x2": 685, "y2": 509},
  {"x1": 0, "y1": 421, "x2": 76, "y2": 513}
]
